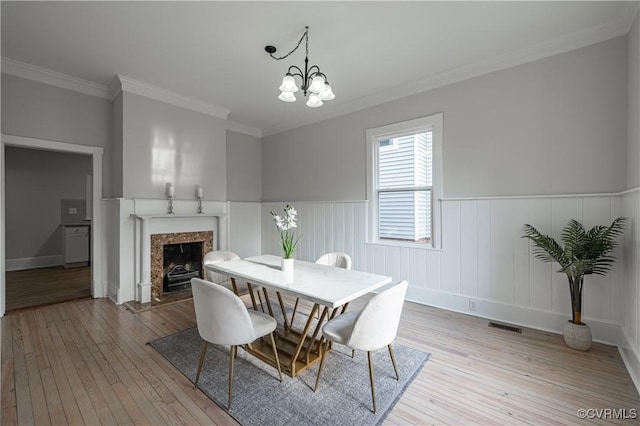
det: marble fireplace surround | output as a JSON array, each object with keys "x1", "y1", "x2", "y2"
[
  {"x1": 150, "y1": 231, "x2": 213, "y2": 303},
  {"x1": 133, "y1": 204, "x2": 227, "y2": 304}
]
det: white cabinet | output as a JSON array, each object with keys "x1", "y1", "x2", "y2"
[{"x1": 63, "y1": 225, "x2": 90, "y2": 267}]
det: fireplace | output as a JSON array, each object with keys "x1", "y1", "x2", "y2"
[
  {"x1": 150, "y1": 231, "x2": 213, "y2": 303},
  {"x1": 162, "y1": 242, "x2": 203, "y2": 293}
]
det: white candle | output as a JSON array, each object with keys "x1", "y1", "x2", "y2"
[
  {"x1": 196, "y1": 186, "x2": 203, "y2": 198},
  {"x1": 166, "y1": 184, "x2": 175, "y2": 197}
]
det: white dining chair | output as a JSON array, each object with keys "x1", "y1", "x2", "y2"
[
  {"x1": 203, "y1": 250, "x2": 250, "y2": 296},
  {"x1": 314, "y1": 280, "x2": 408, "y2": 414},
  {"x1": 191, "y1": 277, "x2": 282, "y2": 411},
  {"x1": 315, "y1": 252, "x2": 352, "y2": 270},
  {"x1": 290, "y1": 252, "x2": 353, "y2": 324}
]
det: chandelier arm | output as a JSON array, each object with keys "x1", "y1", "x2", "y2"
[
  {"x1": 286, "y1": 66, "x2": 304, "y2": 79},
  {"x1": 269, "y1": 27, "x2": 309, "y2": 61}
]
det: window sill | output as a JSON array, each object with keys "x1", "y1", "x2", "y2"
[{"x1": 364, "y1": 241, "x2": 444, "y2": 252}]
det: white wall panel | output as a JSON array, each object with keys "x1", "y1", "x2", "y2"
[
  {"x1": 426, "y1": 249, "x2": 441, "y2": 290},
  {"x1": 261, "y1": 196, "x2": 624, "y2": 344},
  {"x1": 476, "y1": 200, "x2": 492, "y2": 299},
  {"x1": 441, "y1": 201, "x2": 461, "y2": 293},
  {"x1": 490, "y1": 200, "x2": 516, "y2": 303},
  {"x1": 460, "y1": 201, "x2": 478, "y2": 296},
  {"x1": 527, "y1": 198, "x2": 553, "y2": 311}
]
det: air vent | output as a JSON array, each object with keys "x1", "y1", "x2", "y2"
[{"x1": 488, "y1": 321, "x2": 522, "y2": 333}]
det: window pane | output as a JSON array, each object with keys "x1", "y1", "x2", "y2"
[
  {"x1": 378, "y1": 189, "x2": 431, "y2": 243},
  {"x1": 378, "y1": 131, "x2": 432, "y2": 188}
]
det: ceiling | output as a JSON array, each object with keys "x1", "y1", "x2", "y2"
[{"x1": 1, "y1": 1, "x2": 637, "y2": 137}]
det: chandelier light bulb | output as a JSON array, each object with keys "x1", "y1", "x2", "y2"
[
  {"x1": 318, "y1": 83, "x2": 335, "y2": 101},
  {"x1": 308, "y1": 76, "x2": 327, "y2": 94},
  {"x1": 278, "y1": 91, "x2": 297, "y2": 102},
  {"x1": 306, "y1": 93, "x2": 323, "y2": 108},
  {"x1": 279, "y1": 75, "x2": 299, "y2": 93}
]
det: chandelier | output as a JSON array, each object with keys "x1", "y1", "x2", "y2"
[{"x1": 265, "y1": 26, "x2": 335, "y2": 108}]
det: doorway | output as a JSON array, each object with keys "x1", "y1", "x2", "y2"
[{"x1": 1, "y1": 134, "x2": 104, "y2": 317}]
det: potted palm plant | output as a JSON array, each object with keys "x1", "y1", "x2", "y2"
[{"x1": 522, "y1": 217, "x2": 626, "y2": 350}]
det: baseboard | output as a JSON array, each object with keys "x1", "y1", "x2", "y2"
[
  {"x1": 619, "y1": 329, "x2": 640, "y2": 394},
  {"x1": 5, "y1": 255, "x2": 63, "y2": 271},
  {"x1": 107, "y1": 282, "x2": 121, "y2": 305},
  {"x1": 406, "y1": 287, "x2": 621, "y2": 346}
]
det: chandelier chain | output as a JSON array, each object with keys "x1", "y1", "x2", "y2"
[{"x1": 268, "y1": 27, "x2": 309, "y2": 61}]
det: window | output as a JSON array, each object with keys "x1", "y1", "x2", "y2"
[{"x1": 366, "y1": 113, "x2": 443, "y2": 248}]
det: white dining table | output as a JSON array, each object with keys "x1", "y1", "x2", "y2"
[{"x1": 204, "y1": 254, "x2": 392, "y2": 377}]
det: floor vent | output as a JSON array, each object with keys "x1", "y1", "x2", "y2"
[{"x1": 488, "y1": 321, "x2": 522, "y2": 333}]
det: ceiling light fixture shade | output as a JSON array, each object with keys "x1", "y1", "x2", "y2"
[
  {"x1": 308, "y1": 76, "x2": 326, "y2": 94},
  {"x1": 278, "y1": 91, "x2": 297, "y2": 102},
  {"x1": 318, "y1": 83, "x2": 335, "y2": 101},
  {"x1": 265, "y1": 26, "x2": 335, "y2": 108},
  {"x1": 279, "y1": 74, "x2": 299, "y2": 93},
  {"x1": 306, "y1": 93, "x2": 323, "y2": 108}
]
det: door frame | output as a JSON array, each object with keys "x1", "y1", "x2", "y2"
[{"x1": 1, "y1": 134, "x2": 104, "y2": 317}]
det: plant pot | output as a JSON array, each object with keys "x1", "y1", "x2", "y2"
[
  {"x1": 563, "y1": 321, "x2": 592, "y2": 351},
  {"x1": 281, "y1": 258, "x2": 294, "y2": 272}
]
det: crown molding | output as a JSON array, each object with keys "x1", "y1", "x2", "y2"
[
  {"x1": 225, "y1": 120, "x2": 262, "y2": 138},
  {"x1": 110, "y1": 75, "x2": 231, "y2": 120},
  {"x1": 262, "y1": 12, "x2": 634, "y2": 137},
  {"x1": 622, "y1": 2, "x2": 640, "y2": 34},
  {"x1": 1, "y1": 58, "x2": 111, "y2": 99}
]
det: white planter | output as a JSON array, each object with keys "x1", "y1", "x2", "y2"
[
  {"x1": 281, "y1": 258, "x2": 294, "y2": 272},
  {"x1": 563, "y1": 321, "x2": 592, "y2": 351}
]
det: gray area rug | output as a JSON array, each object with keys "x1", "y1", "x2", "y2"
[{"x1": 149, "y1": 326, "x2": 429, "y2": 426}]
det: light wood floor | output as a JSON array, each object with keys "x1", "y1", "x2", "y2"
[
  {"x1": 1, "y1": 294, "x2": 639, "y2": 425},
  {"x1": 5, "y1": 266, "x2": 91, "y2": 311}
]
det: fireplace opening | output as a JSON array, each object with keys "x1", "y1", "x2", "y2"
[{"x1": 162, "y1": 242, "x2": 203, "y2": 293}]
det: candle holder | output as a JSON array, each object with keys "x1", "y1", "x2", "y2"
[
  {"x1": 197, "y1": 196, "x2": 204, "y2": 214},
  {"x1": 167, "y1": 195, "x2": 175, "y2": 214}
]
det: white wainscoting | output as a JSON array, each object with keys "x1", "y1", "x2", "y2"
[
  {"x1": 621, "y1": 189, "x2": 640, "y2": 391},
  {"x1": 262, "y1": 196, "x2": 624, "y2": 346}
]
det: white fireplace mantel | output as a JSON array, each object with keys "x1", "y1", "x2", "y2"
[{"x1": 132, "y1": 205, "x2": 228, "y2": 304}]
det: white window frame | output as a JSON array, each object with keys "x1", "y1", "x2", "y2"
[{"x1": 366, "y1": 113, "x2": 443, "y2": 249}]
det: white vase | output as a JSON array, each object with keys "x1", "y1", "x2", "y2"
[
  {"x1": 281, "y1": 257, "x2": 294, "y2": 272},
  {"x1": 563, "y1": 321, "x2": 592, "y2": 351}
]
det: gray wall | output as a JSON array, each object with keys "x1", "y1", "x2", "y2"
[
  {"x1": 1, "y1": 74, "x2": 113, "y2": 197},
  {"x1": 262, "y1": 36, "x2": 628, "y2": 201},
  {"x1": 629, "y1": 12, "x2": 640, "y2": 190},
  {"x1": 111, "y1": 92, "x2": 124, "y2": 198},
  {"x1": 121, "y1": 92, "x2": 227, "y2": 200},
  {"x1": 226, "y1": 130, "x2": 262, "y2": 201},
  {"x1": 5, "y1": 146, "x2": 91, "y2": 259}
]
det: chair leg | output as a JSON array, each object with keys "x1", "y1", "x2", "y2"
[
  {"x1": 314, "y1": 340, "x2": 327, "y2": 391},
  {"x1": 269, "y1": 332, "x2": 283, "y2": 382},
  {"x1": 194, "y1": 341, "x2": 208, "y2": 389},
  {"x1": 228, "y1": 345, "x2": 236, "y2": 411},
  {"x1": 388, "y1": 344, "x2": 400, "y2": 380},
  {"x1": 351, "y1": 349, "x2": 355, "y2": 358},
  {"x1": 367, "y1": 351, "x2": 377, "y2": 414}
]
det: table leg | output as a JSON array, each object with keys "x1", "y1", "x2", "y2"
[
  {"x1": 275, "y1": 291, "x2": 291, "y2": 331},
  {"x1": 247, "y1": 283, "x2": 259, "y2": 311},
  {"x1": 290, "y1": 303, "x2": 319, "y2": 377},
  {"x1": 262, "y1": 288, "x2": 275, "y2": 317},
  {"x1": 304, "y1": 306, "x2": 329, "y2": 362}
]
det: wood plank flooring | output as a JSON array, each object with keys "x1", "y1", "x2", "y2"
[
  {"x1": 5, "y1": 266, "x2": 91, "y2": 311},
  {"x1": 1, "y1": 294, "x2": 639, "y2": 425}
]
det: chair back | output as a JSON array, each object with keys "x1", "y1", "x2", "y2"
[
  {"x1": 191, "y1": 277, "x2": 257, "y2": 346},
  {"x1": 316, "y1": 252, "x2": 352, "y2": 270},
  {"x1": 203, "y1": 250, "x2": 240, "y2": 284},
  {"x1": 346, "y1": 281, "x2": 408, "y2": 351}
]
